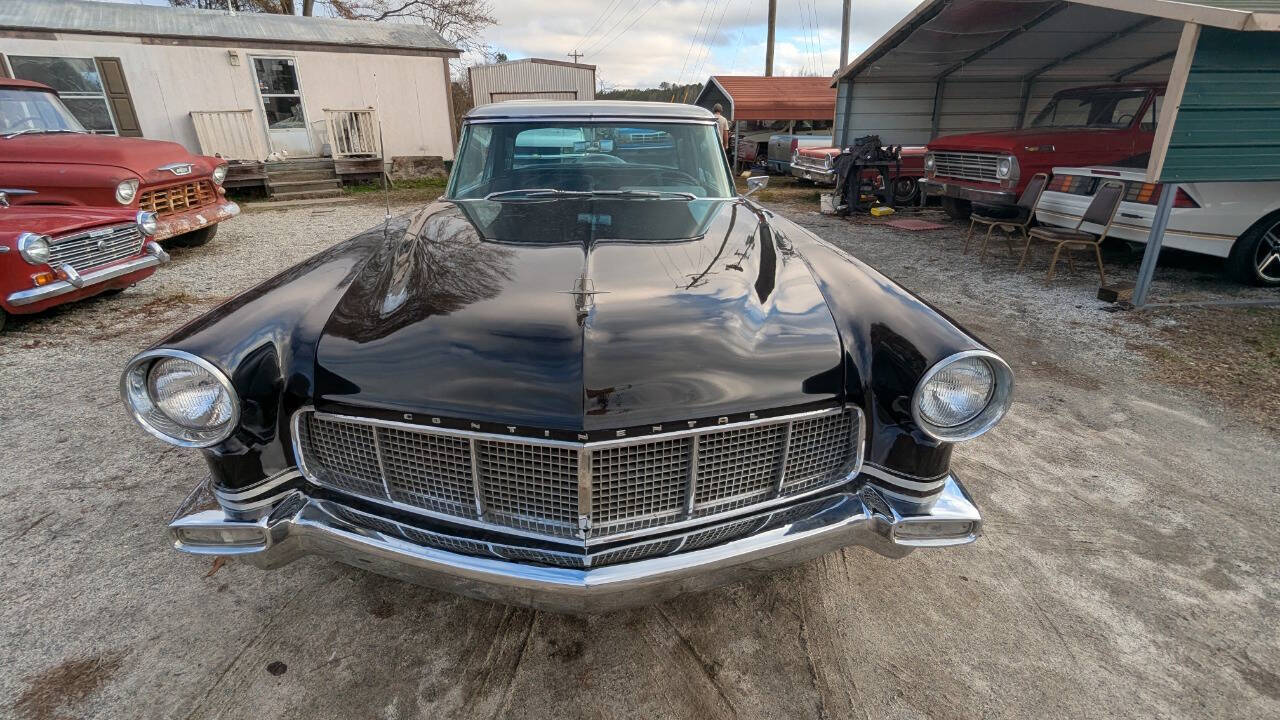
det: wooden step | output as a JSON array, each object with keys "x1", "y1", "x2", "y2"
[
  {"x1": 268, "y1": 188, "x2": 346, "y2": 201},
  {"x1": 264, "y1": 158, "x2": 336, "y2": 171},
  {"x1": 265, "y1": 168, "x2": 338, "y2": 182},
  {"x1": 268, "y1": 179, "x2": 342, "y2": 194}
]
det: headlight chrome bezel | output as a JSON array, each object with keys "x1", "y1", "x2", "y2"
[
  {"x1": 923, "y1": 152, "x2": 936, "y2": 174},
  {"x1": 120, "y1": 349, "x2": 240, "y2": 448},
  {"x1": 136, "y1": 210, "x2": 159, "y2": 236},
  {"x1": 115, "y1": 178, "x2": 140, "y2": 205},
  {"x1": 16, "y1": 232, "x2": 52, "y2": 265},
  {"x1": 211, "y1": 164, "x2": 228, "y2": 186},
  {"x1": 911, "y1": 350, "x2": 1013, "y2": 443}
]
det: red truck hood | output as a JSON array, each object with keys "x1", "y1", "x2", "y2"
[
  {"x1": 929, "y1": 128, "x2": 1109, "y2": 153},
  {"x1": 1, "y1": 133, "x2": 212, "y2": 177},
  {"x1": 1, "y1": 205, "x2": 138, "y2": 240},
  {"x1": 798, "y1": 145, "x2": 927, "y2": 157}
]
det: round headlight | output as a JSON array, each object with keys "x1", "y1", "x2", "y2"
[
  {"x1": 17, "y1": 232, "x2": 52, "y2": 265},
  {"x1": 996, "y1": 157, "x2": 1012, "y2": 179},
  {"x1": 115, "y1": 179, "x2": 139, "y2": 204},
  {"x1": 912, "y1": 350, "x2": 1013, "y2": 442},
  {"x1": 211, "y1": 164, "x2": 228, "y2": 185},
  {"x1": 924, "y1": 153, "x2": 936, "y2": 171},
  {"x1": 121, "y1": 350, "x2": 239, "y2": 447},
  {"x1": 136, "y1": 210, "x2": 158, "y2": 236}
]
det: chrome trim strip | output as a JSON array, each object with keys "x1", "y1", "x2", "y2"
[
  {"x1": 682, "y1": 437, "x2": 698, "y2": 518},
  {"x1": 861, "y1": 465, "x2": 946, "y2": 492},
  {"x1": 369, "y1": 422, "x2": 394, "y2": 501},
  {"x1": 289, "y1": 406, "x2": 864, "y2": 548},
  {"x1": 6, "y1": 254, "x2": 161, "y2": 306},
  {"x1": 212, "y1": 470, "x2": 303, "y2": 502},
  {"x1": 772, "y1": 420, "x2": 794, "y2": 497},
  {"x1": 910, "y1": 349, "x2": 1015, "y2": 443},
  {"x1": 469, "y1": 438, "x2": 486, "y2": 519},
  {"x1": 577, "y1": 448, "x2": 592, "y2": 535},
  {"x1": 1036, "y1": 208, "x2": 1237, "y2": 243},
  {"x1": 217, "y1": 490, "x2": 298, "y2": 512}
]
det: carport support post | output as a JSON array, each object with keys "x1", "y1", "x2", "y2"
[
  {"x1": 733, "y1": 121, "x2": 741, "y2": 174},
  {"x1": 1132, "y1": 183, "x2": 1174, "y2": 307}
]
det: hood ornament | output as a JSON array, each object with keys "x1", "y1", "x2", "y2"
[
  {"x1": 561, "y1": 275, "x2": 608, "y2": 318},
  {"x1": 157, "y1": 162, "x2": 194, "y2": 176}
]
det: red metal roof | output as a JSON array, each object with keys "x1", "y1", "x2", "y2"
[{"x1": 705, "y1": 76, "x2": 836, "y2": 121}]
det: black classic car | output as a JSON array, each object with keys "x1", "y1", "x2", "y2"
[{"x1": 122, "y1": 101, "x2": 1012, "y2": 613}]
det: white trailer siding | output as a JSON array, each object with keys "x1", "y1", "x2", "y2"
[
  {"x1": 0, "y1": 36, "x2": 456, "y2": 160},
  {"x1": 469, "y1": 59, "x2": 595, "y2": 106}
]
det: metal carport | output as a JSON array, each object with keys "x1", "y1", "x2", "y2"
[{"x1": 831, "y1": 0, "x2": 1280, "y2": 304}]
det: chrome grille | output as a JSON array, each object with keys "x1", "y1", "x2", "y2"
[
  {"x1": 792, "y1": 153, "x2": 833, "y2": 171},
  {"x1": 932, "y1": 151, "x2": 1001, "y2": 182},
  {"x1": 294, "y1": 407, "x2": 862, "y2": 544},
  {"x1": 47, "y1": 224, "x2": 144, "y2": 273},
  {"x1": 138, "y1": 180, "x2": 216, "y2": 217}
]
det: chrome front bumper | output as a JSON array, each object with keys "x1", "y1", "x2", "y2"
[
  {"x1": 5, "y1": 241, "x2": 169, "y2": 307},
  {"x1": 922, "y1": 179, "x2": 1017, "y2": 206},
  {"x1": 791, "y1": 165, "x2": 836, "y2": 184},
  {"x1": 169, "y1": 475, "x2": 982, "y2": 613}
]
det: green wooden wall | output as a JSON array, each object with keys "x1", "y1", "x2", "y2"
[{"x1": 1160, "y1": 25, "x2": 1280, "y2": 182}]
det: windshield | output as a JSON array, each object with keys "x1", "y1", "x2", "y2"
[
  {"x1": 1029, "y1": 90, "x2": 1148, "y2": 129},
  {"x1": 446, "y1": 120, "x2": 734, "y2": 200},
  {"x1": 0, "y1": 88, "x2": 87, "y2": 136}
]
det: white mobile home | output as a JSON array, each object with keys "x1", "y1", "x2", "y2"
[
  {"x1": 469, "y1": 58, "x2": 595, "y2": 106},
  {"x1": 0, "y1": 0, "x2": 460, "y2": 165}
]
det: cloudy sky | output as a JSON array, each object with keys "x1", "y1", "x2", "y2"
[
  {"x1": 104, "y1": 0, "x2": 920, "y2": 88},
  {"x1": 482, "y1": 0, "x2": 918, "y2": 88}
]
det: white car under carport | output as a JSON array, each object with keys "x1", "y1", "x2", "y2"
[{"x1": 1034, "y1": 166, "x2": 1280, "y2": 286}]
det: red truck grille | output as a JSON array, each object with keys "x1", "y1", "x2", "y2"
[
  {"x1": 139, "y1": 181, "x2": 216, "y2": 217},
  {"x1": 931, "y1": 151, "x2": 1001, "y2": 183},
  {"x1": 48, "y1": 224, "x2": 145, "y2": 273}
]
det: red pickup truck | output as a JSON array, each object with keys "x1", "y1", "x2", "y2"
[
  {"x1": 923, "y1": 84, "x2": 1165, "y2": 219},
  {"x1": 0, "y1": 78, "x2": 238, "y2": 246}
]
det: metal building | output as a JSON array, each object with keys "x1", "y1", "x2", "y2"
[{"x1": 468, "y1": 58, "x2": 596, "y2": 106}]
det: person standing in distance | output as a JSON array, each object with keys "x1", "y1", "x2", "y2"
[{"x1": 712, "y1": 103, "x2": 731, "y2": 163}]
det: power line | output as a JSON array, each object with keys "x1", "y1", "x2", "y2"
[
  {"x1": 688, "y1": 0, "x2": 732, "y2": 87},
  {"x1": 810, "y1": 0, "x2": 825, "y2": 75},
  {"x1": 729, "y1": 0, "x2": 756, "y2": 74},
  {"x1": 574, "y1": 0, "x2": 624, "y2": 55},
  {"x1": 675, "y1": 0, "x2": 716, "y2": 92},
  {"x1": 586, "y1": 0, "x2": 664, "y2": 58},
  {"x1": 582, "y1": 1, "x2": 648, "y2": 56}
]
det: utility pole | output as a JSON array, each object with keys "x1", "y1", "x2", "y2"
[
  {"x1": 568, "y1": 51, "x2": 584, "y2": 64},
  {"x1": 840, "y1": 0, "x2": 852, "y2": 69},
  {"x1": 765, "y1": 0, "x2": 777, "y2": 76}
]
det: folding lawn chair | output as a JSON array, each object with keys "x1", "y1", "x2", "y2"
[{"x1": 1018, "y1": 179, "x2": 1125, "y2": 285}]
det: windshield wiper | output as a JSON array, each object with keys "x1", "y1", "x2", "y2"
[
  {"x1": 482, "y1": 188, "x2": 696, "y2": 201},
  {"x1": 587, "y1": 190, "x2": 697, "y2": 200},
  {"x1": 483, "y1": 188, "x2": 592, "y2": 200},
  {"x1": 1, "y1": 128, "x2": 87, "y2": 139}
]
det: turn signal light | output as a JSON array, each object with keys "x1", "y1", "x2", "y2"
[{"x1": 32, "y1": 271, "x2": 55, "y2": 287}]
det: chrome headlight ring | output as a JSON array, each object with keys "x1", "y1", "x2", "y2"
[
  {"x1": 211, "y1": 164, "x2": 228, "y2": 186},
  {"x1": 17, "y1": 232, "x2": 52, "y2": 265},
  {"x1": 121, "y1": 349, "x2": 240, "y2": 448},
  {"x1": 116, "y1": 178, "x2": 140, "y2": 205},
  {"x1": 136, "y1": 210, "x2": 158, "y2": 236},
  {"x1": 911, "y1": 349, "x2": 1014, "y2": 443}
]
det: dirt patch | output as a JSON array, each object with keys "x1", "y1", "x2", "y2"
[
  {"x1": 1127, "y1": 306, "x2": 1280, "y2": 431},
  {"x1": 344, "y1": 177, "x2": 446, "y2": 206},
  {"x1": 14, "y1": 652, "x2": 124, "y2": 720}
]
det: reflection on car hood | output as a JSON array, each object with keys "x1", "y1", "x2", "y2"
[{"x1": 314, "y1": 198, "x2": 844, "y2": 429}]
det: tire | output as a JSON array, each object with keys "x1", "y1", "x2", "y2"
[
  {"x1": 892, "y1": 176, "x2": 921, "y2": 206},
  {"x1": 168, "y1": 224, "x2": 218, "y2": 248},
  {"x1": 1227, "y1": 211, "x2": 1280, "y2": 287},
  {"x1": 941, "y1": 196, "x2": 971, "y2": 220},
  {"x1": 0, "y1": 309, "x2": 6, "y2": 333}
]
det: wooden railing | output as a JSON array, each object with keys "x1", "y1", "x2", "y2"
[
  {"x1": 190, "y1": 110, "x2": 268, "y2": 162},
  {"x1": 324, "y1": 108, "x2": 381, "y2": 158}
]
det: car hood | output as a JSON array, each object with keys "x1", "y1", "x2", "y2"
[
  {"x1": 0, "y1": 205, "x2": 138, "y2": 238},
  {"x1": 1, "y1": 133, "x2": 207, "y2": 176},
  {"x1": 929, "y1": 127, "x2": 1119, "y2": 153},
  {"x1": 313, "y1": 198, "x2": 844, "y2": 430}
]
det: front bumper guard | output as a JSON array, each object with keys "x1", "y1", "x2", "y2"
[
  {"x1": 922, "y1": 179, "x2": 1017, "y2": 206},
  {"x1": 170, "y1": 476, "x2": 981, "y2": 613},
  {"x1": 5, "y1": 241, "x2": 168, "y2": 307}
]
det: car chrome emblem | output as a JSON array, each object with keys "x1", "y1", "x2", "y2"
[{"x1": 158, "y1": 162, "x2": 194, "y2": 176}]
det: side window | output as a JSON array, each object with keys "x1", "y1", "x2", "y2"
[
  {"x1": 1141, "y1": 94, "x2": 1163, "y2": 132},
  {"x1": 1109, "y1": 94, "x2": 1145, "y2": 127},
  {"x1": 7, "y1": 55, "x2": 117, "y2": 134}
]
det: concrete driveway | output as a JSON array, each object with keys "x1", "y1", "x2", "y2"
[{"x1": 1, "y1": 199, "x2": 1277, "y2": 720}]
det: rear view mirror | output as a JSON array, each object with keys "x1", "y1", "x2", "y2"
[{"x1": 745, "y1": 176, "x2": 769, "y2": 197}]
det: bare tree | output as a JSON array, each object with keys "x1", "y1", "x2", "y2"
[{"x1": 328, "y1": 0, "x2": 496, "y2": 54}]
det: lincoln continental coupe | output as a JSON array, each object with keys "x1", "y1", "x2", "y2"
[{"x1": 122, "y1": 101, "x2": 1013, "y2": 613}]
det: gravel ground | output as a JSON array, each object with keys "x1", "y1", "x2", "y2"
[{"x1": 1, "y1": 197, "x2": 1277, "y2": 720}]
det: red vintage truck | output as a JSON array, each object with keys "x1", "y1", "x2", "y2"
[
  {"x1": 922, "y1": 84, "x2": 1165, "y2": 219},
  {"x1": 0, "y1": 78, "x2": 238, "y2": 246}
]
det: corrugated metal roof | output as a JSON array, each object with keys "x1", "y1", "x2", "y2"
[
  {"x1": 0, "y1": 0, "x2": 458, "y2": 55},
  {"x1": 834, "y1": 0, "x2": 1280, "y2": 85},
  {"x1": 696, "y1": 76, "x2": 835, "y2": 121},
  {"x1": 1159, "y1": 25, "x2": 1280, "y2": 181}
]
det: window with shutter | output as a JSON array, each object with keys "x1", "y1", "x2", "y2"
[{"x1": 95, "y1": 58, "x2": 142, "y2": 137}]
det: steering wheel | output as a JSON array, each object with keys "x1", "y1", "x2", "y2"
[
  {"x1": 3, "y1": 115, "x2": 42, "y2": 132},
  {"x1": 638, "y1": 168, "x2": 700, "y2": 186},
  {"x1": 1115, "y1": 113, "x2": 1135, "y2": 126}
]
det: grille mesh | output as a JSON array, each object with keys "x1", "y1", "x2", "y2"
[
  {"x1": 47, "y1": 224, "x2": 145, "y2": 273},
  {"x1": 138, "y1": 180, "x2": 216, "y2": 217},
  {"x1": 932, "y1": 151, "x2": 1001, "y2": 183},
  {"x1": 296, "y1": 408, "x2": 859, "y2": 542}
]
